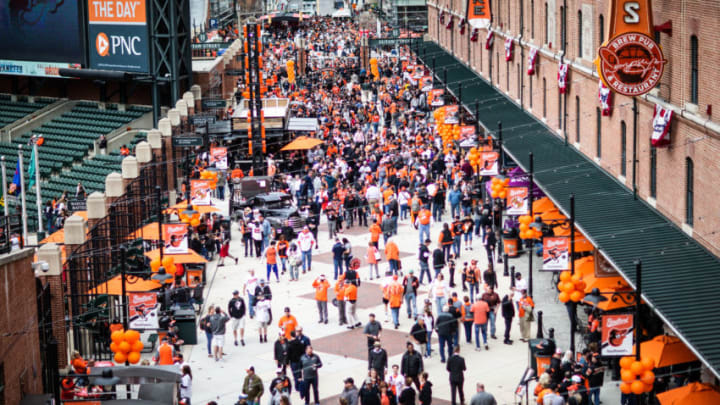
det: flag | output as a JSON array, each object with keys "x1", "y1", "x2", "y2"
[
  {"x1": 11, "y1": 160, "x2": 20, "y2": 195},
  {"x1": 28, "y1": 148, "x2": 36, "y2": 188}
]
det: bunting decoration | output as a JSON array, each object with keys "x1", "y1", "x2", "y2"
[
  {"x1": 459, "y1": 18, "x2": 466, "y2": 35},
  {"x1": 527, "y1": 47, "x2": 538, "y2": 75},
  {"x1": 651, "y1": 104, "x2": 673, "y2": 147},
  {"x1": 446, "y1": 15, "x2": 454, "y2": 30},
  {"x1": 485, "y1": 30, "x2": 494, "y2": 50},
  {"x1": 598, "y1": 80, "x2": 613, "y2": 116},
  {"x1": 439, "y1": 10, "x2": 445, "y2": 24},
  {"x1": 504, "y1": 38, "x2": 513, "y2": 61},
  {"x1": 470, "y1": 28, "x2": 479, "y2": 42},
  {"x1": 558, "y1": 62, "x2": 569, "y2": 94}
]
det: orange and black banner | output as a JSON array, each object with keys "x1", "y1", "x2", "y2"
[{"x1": 467, "y1": 0, "x2": 491, "y2": 28}]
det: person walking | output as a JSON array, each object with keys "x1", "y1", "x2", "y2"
[
  {"x1": 481, "y1": 286, "x2": 500, "y2": 340},
  {"x1": 278, "y1": 307, "x2": 298, "y2": 340},
  {"x1": 464, "y1": 260, "x2": 480, "y2": 302},
  {"x1": 335, "y1": 276, "x2": 348, "y2": 326},
  {"x1": 482, "y1": 226, "x2": 496, "y2": 265},
  {"x1": 469, "y1": 383, "x2": 497, "y2": 405},
  {"x1": 418, "y1": 239, "x2": 432, "y2": 284},
  {"x1": 418, "y1": 372, "x2": 432, "y2": 405},
  {"x1": 410, "y1": 317, "x2": 429, "y2": 357},
  {"x1": 368, "y1": 341, "x2": 388, "y2": 381},
  {"x1": 340, "y1": 378, "x2": 360, "y2": 405},
  {"x1": 471, "y1": 297, "x2": 490, "y2": 351},
  {"x1": 209, "y1": 307, "x2": 230, "y2": 362},
  {"x1": 398, "y1": 377, "x2": 416, "y2": 405},
  {"x1": 415, "y1": 206, "x2": 432, "y2": 244},
  {"x1": 364, "y1": 313, "x2": 383, "y2": 354},
  {"x1": 385, "y1": 238, "x2": 400, "y2": 275},
  {"x1": 269, "y1": 368, "x2": 293, "y2": 405},
  {"x1": 242, "y1": 366, "x2": 264, "y2": 405},
  {"x1": 388, "y1": 275, "x2": 403, "y2": 329},
  {"x1": 359, "y1": 378, "x2": 381, "y2": 405},
  {"x1": 300, "y1": 346, "x2": 323, "y2": 405},
  {"x1": 332, "y1": 238, "x2": 346, "y2": 280},
  {"x1": 366, "y1": 242, "x2": 380, "y2": 280},
  {"x1": 501, "y1": 295, "x2": 515, "y2": 345},
  {"x1": 430, "y1": 274, "x2": 449, "y2": 313},
  {"x1": 439, "y1": 224, "x2": 454, "y2": 262},
  {"x1": 298, "y1": 226, "x2": 316, "y2": 273},
  {"x1": 218, "y1": 236, "x2": 239, "y2": 266},
  {"x1": 432, "y1": 243, "x2": 445, "y2": 278},
  {"x1": 518, "y1": 290, "x2": 535, "y2": 342},
  {"x1": 244, "y1": 269, "x2": 259, "y2": 319},
  {"x1": 180, "y1": 365, "x2": 192, "y2": 405},
  {"x1": 435, "y1": 306, "x2": 455, "y2": 363},
  {"x1": 228, "y1": 291, "x2": 246, "y2": 347},
  {"x1": 264, "y1": 243, "x2": 280, "y2": 283},
  {"x1": 200, "y1": 305, "x2": 215, "y2": 357},
  {"x1": 402, "y1": 270, "x2": 419, "y2": 319},
  {"x1": 312, "y1": 275, "x2": 330, "y2": 324},
  {"x1": 287, "y1": 332, "x2": 306, "y2": 399},
  {"x1": 460, "y1": 296, "x2": 474, "y2": 344},
  {"x1": 446, "y1": 346, "x2": 466, "y2": 405},
  {"x1": 289, "y1": 243, "x2": 302, "y2": 281},
  {"x1": 274, "y1": 333, "x2": 288, "y2": 374},
  {"x1": 255, "y1": 294, "x2": 271, "y2": 343},
  {"x1": 345, "y1": 279, "x2": 361, "y2": 328},
  {"x1": 400, "y1": 341, "x2": 423, "y2": 389}
]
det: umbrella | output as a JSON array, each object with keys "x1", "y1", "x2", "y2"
[
  {"x1": 165, "y1": 200, "x2": 220, "y2": 214},
  {"x1": 553, "y1": 223, "x2": 594, "y2": 252},
  {"x1": 280, "y1": 136, "x2": 325, "y2": 151},
  {"x1": 532, "y1": 197, "x2": 555, "y2": 214},
  {"x1": 87, "y1": 275, "x2": 163, "y2": 295},
  {"x1": 641, "y1": 335, "x2": 698, "y2": 368},
  {"x1": 132, "y1": 222, "x2": 163, "y2": 240},
  {"x1": 144, "y1": 248, "x2": 208, "y2": 264},
  {"x1": 576, "y1": 256, "x2": 635, "y2": 311},
  {"x1": 657, "y1": 382, "x2": 720, "y2": 405}
]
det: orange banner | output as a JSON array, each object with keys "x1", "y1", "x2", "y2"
[
  {"x1": 606, "y1": 0, "x2": 654, "y2": 38},
  {"x1": 467, "y1": 0, "x2": 491, "y2": 28},
  {"x1": 88, "y1": 0, "x2": 147, "y2": 24}
]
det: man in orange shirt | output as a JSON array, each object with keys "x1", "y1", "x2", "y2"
[
  {"x1": 278, "y1": 307, "x2": 298, "y2": 340},
  {"x1": 388, "y1": 275, "x2": 404, "y2": 329},
  {"x1": 385, "y1": 238, "x2": 400, "y2": 275},
  {"x1": 369, "y1": 221, "x2": 382, "y2": 248},
  {"x1": 344, "y1": 279, "x2": 360, "y2": 328},
  {"x1": 518, "y1": 290, "x2": 535, "y2": 342},
  {"x1": 471, "y1": 297, "x2": 490, "y2": 351},
  {"x1": 264, "y1": 243, "x2": 279, "y2": 282},
  {"x1": 334, "y1": 276, "x2": 348, "y2": 326},
  {"x1": 155, "y1": 337, "x2": 175, "y2": 365},
  {"x1": 312, "y1": 275, "x2": 330, "y2": 324},
  {"x1": 415, "y1": 206, "x2": 432, "y2": 244}
]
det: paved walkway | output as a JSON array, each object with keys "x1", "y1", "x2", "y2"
[{"x1": 187, "y1": 198, "x2": 620, "y2": 404}]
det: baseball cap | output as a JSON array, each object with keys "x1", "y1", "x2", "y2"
[
  {"x1": 571, "y1": 375, "x2": 582, "y2": 383},
  {"x1": 239, "y1": 393, "x2": 249, "y2": 399},
  {"x1": 408, "y1": 269, "x2": 414, "y2": 274},
  {"x1": 276, "y1": 367, "x2": 284, "y2": 374},
  {"x1": 555, "y1": 348, "x2": 563, "y2": 354},
  {"x1": 246, "y1": 366, "x2": 255, "y2": 372},
  {"x1": 233, "y1": 290, "x2": 239, "y2": 295},
  {"x1": 284, "y1": 307, "x2": 291, "y2": 312},
  {"x1": 344, "y1": 377, "x2": 354, "y2": 384}
]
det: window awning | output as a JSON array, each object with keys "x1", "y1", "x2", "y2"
[{"x1": 417, "y1": 41, "x2": 720, "y2": 378}]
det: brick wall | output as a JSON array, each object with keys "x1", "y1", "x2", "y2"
[
  {"x1": 0, "y1": 248, "x2": 44, "y2": 405},
  {"x1": 426, "y1": 0, "x2": 720, "y2": 255}
]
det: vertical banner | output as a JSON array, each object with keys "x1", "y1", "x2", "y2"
[
  {"x1": 187, "y1": 269, "x2": 204, "y2": 287},
  {"x1": 459, "y1": 126, "x2": 477, "y2": 147},
  {"x1": 190, "y1": 180, "x2": 212, "y2": 205},
  {"x1": 420, "y1": 76, "x2": 433, "y2": 92},
  {"x1": 428, "y1": 89, "x2": 445, "y2": 106},
  {"x1": 443, "y1": 105, "x2": 460, "y2": 124},
  {"x1": 505, "y1": 187, "x2": 529, "y2": 215},
  {"x1": 87, "y1": 0, "x2": 150, "y2": 72},
  {"x1": 479, "y1": 151, "x2": 499, "y2": 176},
  {"x1": 601, "y1": 314, "x2": 635, "y2": 356},
  {"x1": 542, "y1": 237, "x2": 570, "y2": 271},
  {"x1": 210, "y1": 147, "x2": 228, "y2": 170},
  {"x1": 163, "y1": 223, "x2": 189, "y2": 254},
  {"x1": 467, "y1": 0, "x2": 491, "y2": 29},
  {"x1": 128, "y1": 292, "x2": 159, "y2": 329}
]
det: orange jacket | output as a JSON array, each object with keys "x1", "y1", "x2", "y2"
[
  {"x1": 266, "y1": 246, "x2": 277, "y2": 264},
  {"x1": 334, "y1": 280, "x2": 346, "y2": 301},
  {"x1": 388, "y1": 282, "x2": 403, "y2": 308},
  {"x1": 385, "y1": 241, "x2": 399, "y2": 260},
  {"x1": 344, "y1": 284, "x2": 358, "y2": 301},
  {"x1": 369, "y1": 224, "x2": 382, "y2": 242},
  {"x1": 417, "y1": 209, "x2": 431, "y2": 225},
  {"x1": 312, "y1": 279, "x2": 330, "y2": 301},
  {"x1": 278, "y1": 315, "x2": 298, "y2": 339}
]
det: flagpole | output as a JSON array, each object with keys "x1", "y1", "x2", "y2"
[
  {"x1": 1, "y1": 156, "x2": 7, "y2": 218},
  {"x1": 18, "y1": 145, "x2": 27, "y2": 241},
  {"x1": 33, "y1": 141, "x2": 43, "y2": 235}
]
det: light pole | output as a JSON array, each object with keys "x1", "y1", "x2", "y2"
[{"x1": 527, "y1": 151, "x2": 534, "y2": 297}]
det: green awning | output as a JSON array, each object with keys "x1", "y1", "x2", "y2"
[{"x1": 418, "y1": 41, "x2": 720, "y2": 377}]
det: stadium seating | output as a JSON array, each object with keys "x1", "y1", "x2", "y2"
[{"x1": 0, "y1": 95, "x2": 55, "y2": 127}]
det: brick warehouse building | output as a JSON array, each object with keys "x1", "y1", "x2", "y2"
[{"x1": 426, "y1": 0, "x2": 720, "y2": 257}]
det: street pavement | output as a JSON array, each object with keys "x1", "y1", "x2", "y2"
[{"x1": 186, "y1": 197, "x2": 621, "y2": 404}]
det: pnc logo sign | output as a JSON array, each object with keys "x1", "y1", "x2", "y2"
[
  {"x1": 95, "y1": 32, "x2": 143, "y2": 57},
  {"x1": 96, "y1": 33, "x2": 110, "y2": 57}
]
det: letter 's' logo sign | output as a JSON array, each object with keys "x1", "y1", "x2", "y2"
[{"x1": 96, "y1": 33, "x2": 109, "y2": 57}]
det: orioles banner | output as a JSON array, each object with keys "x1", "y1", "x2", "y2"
[
  {"x1": 596, "y1": 0, "x2": 666, "y2": 96},
  {"x1": 601, "y1": 314, "x2": 635, "y2": 356},
  {"x1": 467, "y1": 0, "x2": 491, "y2": 29}
]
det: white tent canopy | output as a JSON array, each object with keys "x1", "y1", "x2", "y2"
[{"x1": 332, "y1": 8, "x2": 351, "y2": 18}]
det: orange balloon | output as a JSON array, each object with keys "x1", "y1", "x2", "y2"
[
  {"x1": 519, "y1": 223, "x2": 529, "y2": 232},
  {"x1": 161, "y1": 256, "x2": 175, "y2": 269},
  {"x1": 127, "y1": 351, "x2": 141, "y2": 364},
  {"x1": 643, "y1": 382, "x2": 654, "y2": 393},
  {"x1": 641, "y1": 357, "x2": 655, "y2": 371},
  {"x1": 619, "y1": 382, "x2": 632, "y2": 394},
  {"x1": 621, "y1": 369, "x2": 635, "y2": 383},
  {"x1": 640, "y1": 370, "x2": 655, "y2": 385},
  {"x1": 560, "y1": 281, "x2": 574, "y2": 293},
  {"x1": 132, "y1": 340, "x2": 144, "y2": 352},
  {"x1": 631, "y1": 380, "x2": 646, "y2": 395},
  {"x1": 503, "y1": 178, "x2": 510, "y2": 185},
  {"x1": 558, "y1": 292, "x2": 570, "y2": 303},
  {"x1": 490, "y1": 191, "x2": 499, "y2": 198},
  {"x1": 110, "y1": 342, "x2": 119, "y2": 352},
  {"x1": 114, "y1": 352, "x2": 128, "y2": 363},
  {"x1": 498, "y1": 191, "x2": 507, "y2": 199},
  {"x1": 190, "y1": 218, "x2": 201, "y2": 227},
  {"x1": 574, "y1": 280, "x2": 587, "y2": 291},
  {"x1": 570, "y1": 290, "x2": 583, "y2": 302},
  {"x1": 166, "y1": 264, "x2": 177, "y2": 275},
  {"x1": 630, "y1": 361, "x2": 645, "y2": 376},
  {"x1": 559, "y1": 271, "x2": 572, "y2": 282},
  {"x1": 620, "y1": 356, "x2": 634, "y2": 370},
  {"x1": 118, "y1": 341, "x2": 131, "y2": 353},
  {"x1": 111, "y1": 330, "x2": 124, "y2": 343},
  {"x1": 125, "y1": 329, "x2": 140, "y2": 344},
  {"x1": 150, "y1": 259, "x2": 161, "y2": 272},
  {"x1": 571, "y1": 273, "x2": 582, "y2": 283}
]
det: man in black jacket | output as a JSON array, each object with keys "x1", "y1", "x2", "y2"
[
  {"x1": 269, "y1": 367, "x2": 292, "y2": 398},
  {"x1": 274, "y1": 334, "x2": 288, "y2": 373},
  {"x1": 418, "y1": 239, "x2": 432, "y2": 284},
  {"x1": 432, "y1": 244, "x2": 445, "y2": 277},
  {"x1": 228, "y1": 290, "x2": 246, "y2": 346},
  {"x1": 446, "y1": 345, "x2": 466, "y2": 405},
  {"x1": 400, "y1": 342, "x2": 423, "y2": 389},
  {"x1": 398, "y1": 377, "x2": 417, "y2": 405},
  {"x1": 286, "y1": 332, "x2": 306, "y2": 398},
  {"x1": 359, "y1": 379, "x2": 381, "y2": 405},
  {"x1": 368, "y1": 341, "x2": 388, "y2": 381},
  {"x1": 436, "y1": 307, "x2": 455, "y2": 363},
  {"x1": 501, "y1": 295, "x2": 515, "y2": 345}
]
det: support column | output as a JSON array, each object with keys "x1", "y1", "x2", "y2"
[
  {"x1": 37, "y1": 243, "x2": 68, "y2": 368},
  {"x1": 86, "y1": 192, "x2": 106, "y2": 230}
]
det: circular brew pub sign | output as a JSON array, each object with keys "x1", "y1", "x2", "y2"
[{"x1": 598, "y1": 32, "x2": 667, "y2": 97}]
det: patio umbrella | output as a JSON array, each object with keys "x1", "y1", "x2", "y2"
[
  {"x1": 553, "y1": 223, "x2": 594, "y2": 252},
  {"x1": 165, "y1": 200, "x2": 220, "y2": 214},
  {"x1": 576, "y1": 256, "x2": 635, "y2": 311},
  {"x1": 144, "y1": 248, "x2": 208, "y2": 264},
  {"x1": 657, "y1": 382, "x2": 720, "y2": 405},
  {"x1": 280, "y1": 136, "x2": 324, "y2": 151},
  {"x1": 532, "y1": 197, "x2": 555, "y2": 214},
  {"x1": 641, "y1": 335, "x2": 698, "y2": 368}
]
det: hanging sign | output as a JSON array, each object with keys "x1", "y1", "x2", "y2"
[
  {"x1": 485, "y1": 30, "x2": 494, "y2": 49},
  {"x1": 467, "y1": 0, "x2": 491, "y2": 29},
  {"x1": 505, "y1": 186, "x2": 528, "y2": 215},
  {"x1": 187, "y1": 269, "x2": 203, "y2": 287},
  {"x1": 129, "y1": 292, "x2": 159, "y2": 330},
  {"x1": 479, "y1": 151, "x2": 499, "y2": 176},
  {"x1": 558, "y1": 63, "x2": 569, "y2": 94},
  {"x1": 651, "y1": 104, "x2": 673, "y2": 147},
  {"x1": 599, "y1": 80, "x2": 613, "y2": 116},
  {"x1": 542, "y1": 237, "x2": 570, "y2": 271},
  {"x1": 210, "y1": 147, "x2": 228, "y2": 170},
  {"x1": 428, "y1": 89, "x2": 445, "y2": 106},
  {"x1": 190, "y1": 179, "x2": 212, "y2": 205},
  {"x1": 420, "y1": 76, "x2": 433, "y2": 92},
  {"x1": 443, "y1": 105, "x2": 460, "y2": 124},
  {"x1": 505, "y1": 38, "x2": 513, "y2": 61},
  {"x1": 601, "y1": 314, "x2": 635, "y2": 356},
  {"x1": 470, "y1": 28, "x2": 479, "y2": 42},
  {"x1": 458, "y1": 18, "x2": 466, "y2": 35},
  {"x1": 446, "y1": 15, "x2": 454, "y2": 30},
  {"x1": 596, "y1": 0, "x2": 666, "y2": 96},
  {"x1": 527, "y1": 48, "x2": 538, "y2": 75},
  {"x1": 163, "y1": 223, "x2": 189, "y2": 254}
]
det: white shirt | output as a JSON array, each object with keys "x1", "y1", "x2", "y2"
[
  {"x1": 365, "y1": 185, "x2": 381, "y2": 201},
  {"x1": 297, "y1": 231, "x2": 315, "y2": 252},
  {"x1": 514, "y1": 279, "x2": 528, "y2": 302},
  {"x1": 256, "y1": 300, "x2": 272, "y2": 323},
  {"x1": 180, "y1": 374, "x2": 192, "y2": 399},
  {"x1": 386, "y1": 373, "x2": 405, "y2": 395},
  {"x1": 250, "y1": 222, "x2": 263, "y2": 241},
  {"x1": 398, "y1": 190, "x2": 410, "y2": 205},
  {"x1": 431, "y1": 279, "x2": 449, "y2": 299},
  {"x1": 244, "y1": 275, "x2": 258, "y2": 296}
]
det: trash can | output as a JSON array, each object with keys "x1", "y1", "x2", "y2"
[
  {"x1": 529, "y1": 338, "x2": 556, "y2": 374},
  {"x1": 173, "y1": 309, "x2": 198, "y2": 345},
  {"x1": 503, "y1": 229, "x2": 519, "y2": 257}
]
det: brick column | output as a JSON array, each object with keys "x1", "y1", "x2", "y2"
[
  {"x1": 37, "y1": 243, "x2": 69, "y2": 368},
  {"x1": 86, "y1": 192, "x2": 106, "y2": 230},
  {"x1": 105, "y1": 172, "x2": 123, "y2": 207},
  {"x1": 62, "y1": 215, "x2": 87, "y2": 357},
  {"x1": 183, "y1": 92, "x2": 195, "y2": 116},
  {"x1": 191, "y1": 85, "x2": 202, "y2": 112}
]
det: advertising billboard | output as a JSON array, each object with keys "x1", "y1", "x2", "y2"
[
  {"x1": 601, "y1": 314, "x2": 634, "y2": 356},
  {"x1": 163, "y1": 223, "x2": 188, "y2": 254},
  {"x1": 0, "y1": 0, "x2": 84, "y2": 64},
  {"x1": 87, "y1": 0, "x2": 149, "y2": 72},
  {"x1": 129, "y1": 292, "x2": 159, "y2": 330},
  {"x1": 542, "y1": 237, "x2": 570, "y2": 271}
]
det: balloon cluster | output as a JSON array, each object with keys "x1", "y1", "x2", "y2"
[
  {"x1": 432, "y1": 108, "x2": 460, "y2": 154},
  {"x1": 179, "y1": 210, "x2": 201, "y2": 227},
  {"x1": 466, "y1": 147, "x2": 485, "y2": 171},
  {"x1": 369, "y1": 58, "x2": 379, "y2": 80},
  {"x1": 557, "y1": 270, "x2": 587, "y2": 303},
  {"x1": 286, "y1": 60, "x2": 295, "y2": 84},
  {"x1": 150, "y1": 256, "x2": 177, "y2": 280},
  {"x1": 199, "y1": 170, "x2": 218, "y2": 190},
  {"x1": 518, "y1": 215, "x2": 542, "y2": 240},
  {"x1": 490, "y1": 177, "x2": 509, "y2": 198},
  {"x1": 110, "y1": 329, "x2": 144, "y2": 364},
  {"x1": 620, "y1": 357, "x2": 655, "y2": 395}
]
